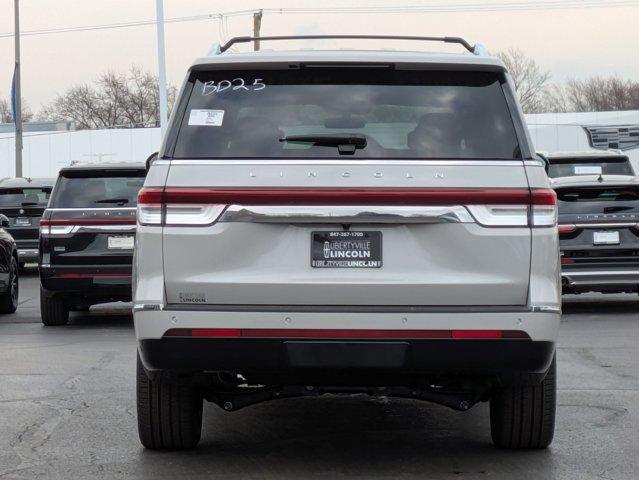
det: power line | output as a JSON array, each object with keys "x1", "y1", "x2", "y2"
[
  {"x1": 0, "y1": 13, "x2": 222, "y2": 38},
  {"x1": 264, "y1": 0, "x2": 639, "y2": 13},
  {"x1": 1, "y1": 1, "x2": 638, "y2": 39}
]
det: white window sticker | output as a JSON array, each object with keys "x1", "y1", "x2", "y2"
[
  {"x1": 574, "y1": 165, "x2": 602, "y2": 175},
  {"x1": 188, "y1": 109, "x2": 225, "y2": 126}
]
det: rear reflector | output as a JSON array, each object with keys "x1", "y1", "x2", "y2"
[
  {"x1": 451, "y1": 330, "x2": 502, "y2": 339},
  {"x1": 163, "y1": 328, "x2": 530, "y2": 339}
]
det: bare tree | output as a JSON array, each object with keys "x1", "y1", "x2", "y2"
[
  {"x1": 39, "y1": 67, "x2": 176, "y2": 129},
  {"x1": 0, "y1": 97, "x2": 34, "y2": 123},
  {"x1": 538, "y1": 84, "x2": 571, "y2": 113},
  {"x1": 496, "y1": 48, "x2": 551, "y2": 114},
  {"x1": 561, "y1": 76, "x2": 639, "y2": 112}
]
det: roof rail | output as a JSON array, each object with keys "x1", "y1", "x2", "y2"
[{"x1": 218, "y1": 35, "x2": 482, "y2": 55}]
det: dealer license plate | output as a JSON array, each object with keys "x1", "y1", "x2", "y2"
[
  {"x1": 593, "y1": 231, "x2": 620, "y2": 245},
  {"x1": 108, "y1": 235, "x2": 134, "y2": 250},
  {"x1": 311, "y1": 231, "x2": 382, "y2": 268}
]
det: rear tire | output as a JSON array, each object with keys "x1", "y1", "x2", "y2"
[
  {"x1": 490, "y1": 355, "x2": 556, "y2": 449},
  {"x1": 136, "y1": 353, "x2": 203, "y2": 449},
  {"x1": 40, "y1": 288, "x2": 69, "y2": 326},
  {"x1": 0, "y1": 257, "x2": 18, "y2": 314}
]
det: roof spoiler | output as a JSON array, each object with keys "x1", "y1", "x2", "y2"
[
  {"x1": 549, "y1": 155, "x2": 629, "y2": 164},
  {"x1": 208, "y1": 35, "x2": 487, "y2": 56}
]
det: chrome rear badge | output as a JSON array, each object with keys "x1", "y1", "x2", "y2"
[{"x1": 178, "y1": 292, "x2": 206, "y2": 304}]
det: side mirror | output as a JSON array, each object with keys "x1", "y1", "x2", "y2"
[
  {"x1": 535, "y1": 152, "x2": 550, "y2": 175},
  {"x1": 0, "y1": 214, "x2": 10, "y2": 228},
  {"x1": 145, "y1": 152, "x2": 159, "y2": 171}
]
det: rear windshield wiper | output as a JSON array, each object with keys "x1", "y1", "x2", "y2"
[
  {"x1": 279, "y1": 134, "x2": 367, "y2": 155},
  {"x1": 20, "y1": 201, "x2": 39, "y2": 206},
  {"x1": 94, "y1": 198, "x2": 129, "y2": 205}
]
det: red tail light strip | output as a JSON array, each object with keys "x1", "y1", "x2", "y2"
[
  {"x1": 52, "y1": 272, "x2": 132, "y2": 279},
  {"x1": 531, "y1": 188, "x2": 557, "y2": 206},
  {"x1": 163, "y1": 328, "x2": 530, "y2": 339},
  {"x1": 558, "y1": 224, "x2": 577, "y2": 234},
  {"x1": 139, "y1": 187, "x2": 556, "y2": 206},
  {"x1": 40, "y1": 218, "x2": 136, "y2": 226}
]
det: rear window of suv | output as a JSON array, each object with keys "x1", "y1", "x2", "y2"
[
  {"x1": 548, "y1": 160, "x2": 633, "y2": 178},
  {"x1": 171, "y1": 68, "x2": 521, "y2": 160},
  {"x1": 0, "y1": 187, "x2": 51, "y2": 207},
  {"x1": 49, "y1": 170, "x2": 145, "y2": 208},
  {"x1": 556, "y1": 186, "x2": 639, "y2": 214}
]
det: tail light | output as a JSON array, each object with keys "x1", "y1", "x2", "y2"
[
  {"x1": 558, "y1": 224, "x2": 577, "y2": 234},
  {"x1": 466, "y1": 188, "x2": 556, "y2": 228},
  {"x1": 137, "y1": 187, "x2": 557, "y2": 228},
  {"x1": 530, "y1": 189, "x2": 557, "y2": 227},
  {"x1": 137, "y1": 187, "x2": 226, "y2": 226},
  {"x1": 40, "y1": 219, "x2": 75, "y2": 236},
  {"x1": 40, "y1": 218, "x2": 135, "y2": 236}
]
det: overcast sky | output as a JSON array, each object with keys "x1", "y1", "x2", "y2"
[{"x1": 1, "y1": 0, "x2": 638, "y2": 113}]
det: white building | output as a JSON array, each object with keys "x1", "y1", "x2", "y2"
[
  {"x1": 527, "y1": 110, "x2": 639, "y2": 169},
  {"x1": 0, "y1": 111, "x2": 638, "y2": 178}
]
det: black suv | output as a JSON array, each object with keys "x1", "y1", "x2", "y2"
[
  {"x1": 0, "y1": 177, "x2": 54, "y2": 267},
  {"x1": 39, "y1": 163, "x2": 146, "y2": 326}
]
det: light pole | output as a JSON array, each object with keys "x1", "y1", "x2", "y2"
[
  {"x1": 13, "y1": 0, "x2": 23, "y2": 177},
  {"x1": 155, "y1": 0, "x2": 169, "y2": 138}
]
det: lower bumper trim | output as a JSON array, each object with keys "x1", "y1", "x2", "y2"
[
  {"x1": 139, "y1": 338, "x2": 555, "y2": 375},
  {"x1": 563, "y1": 269, "x2": 639, "y2": 286}
]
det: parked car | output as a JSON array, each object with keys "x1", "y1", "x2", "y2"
[
  {"x1": 0, "y1": 177, "x2": 54, "y2": 267},
  {"x1": 545, "y1": 151, "x2": 634, "y2": 179},
  {"x1": 39, "y1": 163, "x2": 146, "y2": 326},
  {"x1": 133, "y1": 35, "x2": 560, "y2": 450},
  {"x1": 554, "y1": 172, "x2": 639, "y2": 294},
  {"x1": 0, "y1": 213, "x2": 19, "y2": 313}
]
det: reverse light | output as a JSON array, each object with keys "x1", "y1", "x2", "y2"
[
  {"x1": 465, "y1": 205, "x2": 529, "y2": 226},
  {"x1": 466, "y1": 189, "x2": 557, "y2": 228},
  {"x1": 530, "y1": 189, "x2": 558, "y2": 227}
]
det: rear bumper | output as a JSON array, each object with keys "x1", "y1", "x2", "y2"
[
  {"x1": 40, "y1": 266, "x2": 132, "y2": 301},
  {"x1": 562, "y1": 268, "x2": 639, "y2": 289},
  {"x1": 139, "y1": 337, "x2": 555, "y2": 376},
  {"x1": 134, "y1": 307, "x2": 560, "y2": 375},
  {"x1": 17, "y1": 248, "x2": 38, "y2": 262},
  {"x1": 14, "y1": 238, "x2": 39, "y2": 262}
]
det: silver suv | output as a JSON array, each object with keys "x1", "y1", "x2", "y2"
[{"x1": 133, "y1": 35, "x2": 561, "y2": 450}]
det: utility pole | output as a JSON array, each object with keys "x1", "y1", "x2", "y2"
[
  {"x1": 155, "y1": 0, "x2": 169, "y2": 137},
  {"x1": 13, "y1": 0, "x2": 23, "y2": 177},
  {"x1": 253, "y1": 10, "x2": 263, "y2": 51}
]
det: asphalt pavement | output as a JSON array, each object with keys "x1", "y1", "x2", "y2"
[{"x1": 0, "y1": 270, "x2": 638, "y2": 479}]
